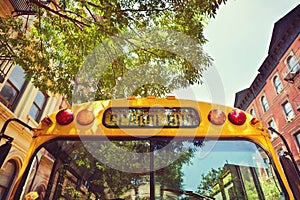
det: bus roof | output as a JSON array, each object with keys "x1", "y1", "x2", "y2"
[{"x1": 34, "y1": 97, "x2": 269, "y2": 140}]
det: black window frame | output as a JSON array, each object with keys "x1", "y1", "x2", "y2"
[
  {"x1": 282, "y1": 101, "x2": 295, "y2": 120},
  {"x1": 261, "y1": 95, "x2": 269, "y2": 112},
  {"x1": 29, "y1": 91, "x2": 49, "y2": 122},
  {"x1": 273, "y1": 75, "x2": 283, "y2": 94},
  {"x1": 0, "y1": 159, "x2": 18, "y2": 200},
  {"x1": 0, "y1": 65, "x2": 28, "y2": 111}
]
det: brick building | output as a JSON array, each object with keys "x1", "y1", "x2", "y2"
[{"x1": 234, "y1": 5, "x2": 300, "y2": 168}]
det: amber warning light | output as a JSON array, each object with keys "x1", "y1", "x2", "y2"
[
  {"x1": 208, "y1": 109, "x2": 226, "y2": 125},
  {"x1": 103, "y1": 107, "x2": 200, "y2": 128}
]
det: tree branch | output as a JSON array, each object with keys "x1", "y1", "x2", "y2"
[
  {"x1": 84, "y1": 0, "x2": 173, "y2": 13},
  {"x1": 113, "y1": 35, "x2": 161, "y2": 57},
  {"x1": 29, "y1": 0, "x2": 91, "y2": 27}
]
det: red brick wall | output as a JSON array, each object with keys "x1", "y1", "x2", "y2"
[{"x1": 246, "y1": 34, "x2": 300, "y2": 166}]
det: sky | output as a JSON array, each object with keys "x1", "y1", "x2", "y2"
[{"x1": 173, "y1": 0, "x2": 300, "y2": 107}]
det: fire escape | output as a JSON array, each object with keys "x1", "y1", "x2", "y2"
[
  {"x1": 9, "y1": 0, "x2": 36, "y2": 16},
  {"x1": 0, "y1": 41, "x2": 14, "y2": 84},
  {"x1": 284, "y1": 56, "x2": 300, "y2": 112},
  {"x1": 0, "y1": 0, "x2": 47, "y2": 82},
  {"x1": 284, "y1": 61, "x2": 300, "y2": 83}
]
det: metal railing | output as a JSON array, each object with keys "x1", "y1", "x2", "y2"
[
  {"x1": 284, "y1": 57, "x2": 300, "y2": 82},
  {"x1": 9, "y1": 0, "x2": 36, "y2": 16},
  {"x1": 0, "y1": 41, "x2": 14, "y2": 83}
]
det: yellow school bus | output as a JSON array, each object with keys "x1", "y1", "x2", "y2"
[{"x1": 1, "y1": 97, "x2": 300, "y2": 199}]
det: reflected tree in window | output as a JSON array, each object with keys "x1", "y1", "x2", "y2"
[
  {"x1": 36, "y1": 139, "x2": 202, "y2": 200},
  {"x1": 197, "y1": 167, "x2": 229, "y2": 199}
]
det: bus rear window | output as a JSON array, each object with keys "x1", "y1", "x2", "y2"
[{"x1": 19, "y1": 138, "x2": 286, "y2": 200}]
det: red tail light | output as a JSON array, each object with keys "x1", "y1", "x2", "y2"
[
  {"x1": 56, "y1": 109, "x2": 74, "y2": 125},
  {"x1": 228, "y1": 109, "x2": 246, "y2": 125}
]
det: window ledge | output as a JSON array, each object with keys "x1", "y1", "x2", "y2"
[{"x1": 286, "y1": 116, "x2": 295, "y2": 122}]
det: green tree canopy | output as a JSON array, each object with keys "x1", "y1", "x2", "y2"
[{"x1": 1, "y1": 0, "x2": 226, "y2": 101}]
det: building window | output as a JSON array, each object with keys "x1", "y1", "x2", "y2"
[
  {"x1": 268, "y1": 119, "x2": 277, "y2": 139},
  {"x1": 29, "y1": 91, "x2": 48, "y2": 122},
  {"x1": 295, "y1": 132, "x2": 300, "y2": 150},
  {"x1": 0, "y1": 160, "x2": 18, "y2": 199},
  {"x1": 0, "y1": 65, "x2": 27, "y2": 111},
  {"x1": 287, "y1": 55, "x2": 300, "y2": 73},
  {"x1": 282, "y1": 101, "x2": 295, "y2": 121},
  {"x1": 273, "y1": 76, "x2": 283, "y2": 94},
  {"x1": 249, "y1": 108, "x2": 256, "y2": 116},
  {"x1": 261, "y1": 95, "x2": 269, "y2": 112}
]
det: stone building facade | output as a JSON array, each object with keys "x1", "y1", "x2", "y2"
[{"x1": 0, "y1": 1, "x2": 68, "y2": 199}]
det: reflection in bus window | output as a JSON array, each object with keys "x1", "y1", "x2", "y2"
[
  {"x1": 21, "y1": 138, "x2": 284, "y2": 200},
  {"x1": 0, "y1": 160, "x2": 18, "y2": 199}
]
